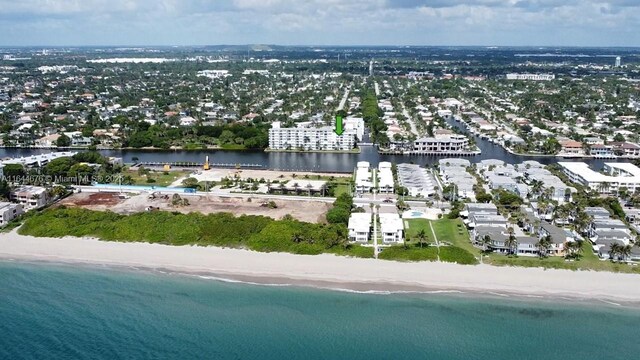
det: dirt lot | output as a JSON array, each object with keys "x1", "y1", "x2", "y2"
[{"x1": 59, "y1": 192, "x2": 331, "y2": 223}]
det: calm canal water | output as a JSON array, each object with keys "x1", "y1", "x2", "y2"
[{"x1": 0, "y1": 118, "x2": 624, "y2": 172}]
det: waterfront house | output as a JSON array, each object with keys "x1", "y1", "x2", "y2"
[
  {"x1": 348, "y1": 213, "x2": 371, "y2": 243},
  {"x1": 379, "y1": 213, "x2": 404, "y2": 244}
]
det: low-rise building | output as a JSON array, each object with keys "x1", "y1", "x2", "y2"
[
  {"x1": 379, "y1": 213, "x2": 404, "y2": 244},
  {"x1": 10, "y1": 186, "x2": 48, "y2": 210},
  {"x1": 348, "y1": 213, "x2": 371, "y2": 243},
  {"x1": 377, "y1": 162, "x2": 394, "y2": 194},
  {"x1": 355, "y1": 162, "x2": 373, "y2": 194},
  {"x1": 0, "y1": 202, "x2": 23, "y2": 226},
  {"x1": 560, "y1": 162, "x2": 640, "y2": 194},
  {"x1": 413, "y1": 134, "x2": 469, "y2": 153}
]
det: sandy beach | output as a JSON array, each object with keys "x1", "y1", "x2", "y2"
[{"x1": 2, "y1": 230, "x2": 640, "y2": 304}]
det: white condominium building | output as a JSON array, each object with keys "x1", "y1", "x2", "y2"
[
  {"x1": 506, "y1": 73, "x2": 555, "y2": 81},
  {"x1": 378, "y1": 162, "x2": 394, "y2": 194},
  {"x1": 344, "y1": 117, "x2": 365, "y2": 141},
  {"x1": 268, "y1": 121, "x2": 356, "y2": 151},
  {"x1": 10, "y1": 186, "x2": 48, "y2": 210},
  {"x1": 0, "y1": 202, "x2": 23, "y2": 226},
  {"x1": 559, "y1": 162, "x2": 640, "y2": 194},
  {"x1": 355, "y1": 161, "x2": 373, "y2": 194},
  {"x1": 379, "y1": 213, "x2": 404, "y2": 244},
  {"x1": 413, "y1": 134, "x2": 469, "y2": 152},
  {"x1": 348, "y1": 213, "x2": 372, "y2": 243}
]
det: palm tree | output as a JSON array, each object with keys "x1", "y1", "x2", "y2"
[
  {"x1": 416, "y1": 229, "x2": 427, "y2": 249},
  {"x1": 564, "y1": 241, "x2": 582, "y2": 259},
  {"x1": 536, "y1": 235, "x2": 552, "y2": 258},
  {"x1": 608, "y1": 242, "x2": 632, "y2": 262},
  {"x1": 530, "y1": 180, "x2": 543, "y2": 198},
  {"x1": 481, "y1": 234, "x2": 493, "y2": 253},
  {"x1": 504, "y1": 227, "x2": 518, "y2": 255},
  {"x1": 609, "y1": 243, "x2": 622, "y2": 261}
]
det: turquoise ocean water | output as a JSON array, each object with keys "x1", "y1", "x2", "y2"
[{"x1": 1, "y1": 261, "x2": 639, "y2": 360}]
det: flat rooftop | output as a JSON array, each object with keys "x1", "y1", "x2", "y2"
[{"x1": 559, "y1": 162, "x2": 640, "y2": 183}]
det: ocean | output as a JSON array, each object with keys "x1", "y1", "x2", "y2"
[{"x1": 1, "y1": 261, "x2": 639, "y2": 360}]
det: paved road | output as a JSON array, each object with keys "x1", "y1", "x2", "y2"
[
  {"x1": 402, "y1": 103, "x2": 419, "y2": 137},
  {"x1": 337, "y1": 85, "x2": 351, "y2": 111}
]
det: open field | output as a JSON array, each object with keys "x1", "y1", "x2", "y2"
[
  {"x1": 59, "y1": 192, "x2": 331, "y2": 223},
  {"x1": 401, "y1": 218, "x2": 478, "y2": 264},
  {"x1": 123, "y1": 169, "x2": 192, "y2": 187},
  {"x1": 170, "y1": 168, "x2": 351, "y2": 187}
]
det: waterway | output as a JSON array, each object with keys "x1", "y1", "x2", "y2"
[{"x1": 0, "y1": 118, "x2": 626, "y2": 173}]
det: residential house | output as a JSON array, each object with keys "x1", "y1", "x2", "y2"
[{"x1": 348, "y1": 213, "x2": 371, "y2": 243}]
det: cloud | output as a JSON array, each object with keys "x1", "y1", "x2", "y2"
[{"x1": 0, "y1": 0, "x2": 638, "y2": 46}]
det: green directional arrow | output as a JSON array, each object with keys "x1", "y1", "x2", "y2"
[{"x1": 334, "y1": 115, "x2": 344, "y2": 135}]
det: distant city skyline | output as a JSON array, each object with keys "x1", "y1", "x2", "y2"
[{"x1": 0, "y1": 0, "x2": 639, "y2": 47}]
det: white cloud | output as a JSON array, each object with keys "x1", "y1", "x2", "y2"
[{"x1": 0, "y1": 0, "x2": 638, "y2": 45}]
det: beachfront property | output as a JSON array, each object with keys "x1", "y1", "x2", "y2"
[
  {"x1": 379, "y1": 213, "x2": 404, "y2": 244},
  {"x1": 377, "y1": 162, "x2": 394, "y2": 194},
  {"x1": 268, "y1": 121, "x2": 357, "y2": 151},
  {"x1": 559, "y1": 162, "x2": 640, "y2": 194},
  {"x1": 348, "y1": 213, "x2": 372, "y2": 243},
  {"x1": 355, "y1": 162, "x2": 374, "y2": 194},
  {"x1": 0, "y1": 202, "x2": 23, "y2": 226},
  {"x1": 10, "y1": 186, "x2": 48, "y2": 210},
  {"x1": 396, "y1": 164, "x2": 436, "y2": 198},
  {"x1": 464, "y1": 203, "x2": 569, "y2": 256},
  {"x1": 412, "y1": 134, "x2": 469, "y2": 153}
]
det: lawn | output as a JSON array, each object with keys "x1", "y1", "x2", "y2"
[
  {"x1": 402, "y1": 219, "x2": 479, "y2": 264},
  {"x1": 333, "y1": 184, "x2": 352, "y2": 198},
  {"x1": 124, "y1": 170, "x2": 191, "y2": 187},
  {"x1": 431, "y1": 219, "x2": 479, "y2": 257},
  {"x1": 404, "y1": 219, "x2": 435, "y2": 244}
]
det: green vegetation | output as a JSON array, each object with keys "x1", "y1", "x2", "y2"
[
  {"x1": 379, "y1": 245, "x2": 439, "y2": 262},
  {"x1": 439, "y1": 246, "x2": 478, "y2": 265},
  {"x1": 361, "y1": 90, "x2": 389, "y2": 146},
  {"x1": 18, "y1": 208, "x2": 370, "y2": 257},
  {"x1": 404, "y1": 218, "x2": 479, "y2": 265},
  {"x1": 326, "y1": 193, "x2": 354, "y2": 225},
  {"x1": 125, "y1": 123, "x2": 270, "y2": 150},
  {"x1": 119, "y1": 169, "x2": 190, "y2": 187},
  {"x1": 486, "y1": 241, "x2": 640, "y2": 274}
]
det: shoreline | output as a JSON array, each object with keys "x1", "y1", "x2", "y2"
[{"x1": 2, "y1": 231, "x2": 640, "y2": 305}]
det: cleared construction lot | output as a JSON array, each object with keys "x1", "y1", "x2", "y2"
[{"x1": 59, "y1": 192, "x2": 331, "y2": 223}]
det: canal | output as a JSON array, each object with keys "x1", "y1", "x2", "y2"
[{"x1": 0, "y1": 118, "x2": 626, "y2": 172}]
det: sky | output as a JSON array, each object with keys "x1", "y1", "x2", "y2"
[{"x1": 0, "y1": 0, "x2": 639, "y2": 47}]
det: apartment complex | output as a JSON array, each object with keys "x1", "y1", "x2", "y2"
[
  {"x1": 10, "y1": 186, "x2": 48, "y2": 210},
  {"x1": 413, "y1": 134, "x2": 469, "y2": 153},
  {"x1": 559, "y1": 162, "x2": 640, "y2": 194},
  {"x1": 268, "y1": 121, "x2": 357, "y2": 151},
  {"x1": 0, "y1": 202, "x2": 23, "y2": 226}
]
